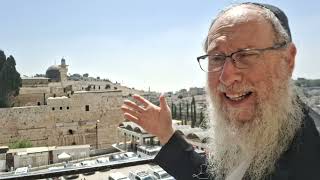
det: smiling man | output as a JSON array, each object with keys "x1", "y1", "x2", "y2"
[{"x1": 121, "y1": 2, "x2": 320, "y2": 180}]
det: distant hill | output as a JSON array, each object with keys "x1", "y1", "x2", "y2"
[{"x1": 295, "y1": 78, "x2": 320, "y2": 87}]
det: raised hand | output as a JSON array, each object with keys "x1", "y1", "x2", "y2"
[{"x1": 121, "y1": 94, "x2": 174, "y2": 144}]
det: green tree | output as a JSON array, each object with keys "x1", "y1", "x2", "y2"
[
  {"x1": 186, "y1": 102, "x2": 189, "y2": 125},
  {"x1": 0, "y1": 52, "x2": 22, "y2": 107},
  {"x1": 199, "y1": 110, "x2": 207, "y2": 129},
  {"x1": 173, "y1": 104, "x2": 177, "y2": 119},
  {"x1": 179, "y1": 102, "x2": 182, "y2": 120},
  {"x1": 0, "y1": 50, "x2": 5, "y2": 70},
  {"x1": 191, "y1": 96, "x2": 196, "y2": 128},
  {"x1": 171, "y1": 102, "x2": 174, "y2": 119},
  {"x1": 83, "y1": 73, "x2": 89, "y2": 78},
  {"x1": 9, "y1": 139, "x2": 33, "y2": 149},
  {"x1": 105, "y1": 84, "x2": 111, "y2": 89},
  {"x1": 0, "y1": 50, "x2": 6, "y2": 107}
]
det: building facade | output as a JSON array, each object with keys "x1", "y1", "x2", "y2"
[{"x1": 0, "y1": 90, "x2": 123, "y2": 150}]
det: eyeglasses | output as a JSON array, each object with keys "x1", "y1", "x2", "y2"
[{"x1": 197, "y1": 42, "x2": 288, "y2": 72}]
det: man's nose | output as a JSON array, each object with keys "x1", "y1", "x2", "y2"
[{"x1": 219, "y1": 58, "x2": 242, "y2": 87}]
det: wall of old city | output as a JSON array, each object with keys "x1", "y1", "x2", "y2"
[
  {"x1": 13, "y1": 87, "x2": 51, "y2": 107},
  {"x1": 15, "y1": 79, "x2": 147, "y2": 107},
  {"x1": 0, "y1": 90, "x2": 124, "y2": 149}
]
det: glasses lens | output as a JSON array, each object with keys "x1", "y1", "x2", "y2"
[
  {"x1": 199, "y1": 55, "x2": 226, "y2": 72},
  {"x1": 207, "y1": 55, "x2": 225, "y2": 72},
  {"x1": 232, "y1": 50, "x2": 260, "y2": 68},
  {"x1": 198, "y1": 57, "x2": 208, "y2": 72}
]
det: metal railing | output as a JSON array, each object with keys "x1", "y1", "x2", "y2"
[{"x1": 0, "y1": 157, "x2": 153, "y2": 180}]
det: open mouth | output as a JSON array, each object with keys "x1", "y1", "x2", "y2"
[{"x1": 224, "y1": 91, "x2": 253, "y2": 102}]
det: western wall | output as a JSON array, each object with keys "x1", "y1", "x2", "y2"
[
  {"x1": 0, "y1": 90, "x2": 124, "y2": 149},
  {"x1": 0, "y1": 59, "x2": 152, "y2": 150}
]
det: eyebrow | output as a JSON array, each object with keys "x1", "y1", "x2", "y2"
[
  {"x1": 207, "y1": 46, "x2": 251, "y2": 55},
  {"x1": 207, "y1": 45, "x2": 256, "y2": 55}
]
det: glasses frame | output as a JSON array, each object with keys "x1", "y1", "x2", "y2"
[{"x1": 197, "y1": 42, "x2": 288, "y2": 72}]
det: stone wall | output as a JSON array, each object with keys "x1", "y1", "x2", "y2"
[
  {"x1": 14, "y1": 152, "x2": 49, "y2": 168},
  {"x1": 22, "y1": 78, "x2": 49, "y2": 87},
  {"x1": 14, "y1": 87, "x2": 51, "y2": 107},
  {"x1": 0, "y1": 153, "x2": 6, "y2": 171},
  {"x1": 0, "y1": 90, "x2": 124, "y2": 149},
  {"x1": 15, "y1": 80, "x2": 147, "y2": 107},
  {"x1": 51, "y1": 145, "x2": 90, "y2": 163}
]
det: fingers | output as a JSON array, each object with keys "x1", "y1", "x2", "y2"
[
  {"x1": 121, "y1": 105, "x2": 141, "y2": 118},
  {"x1": 159, "y1": 94, "x2": 169, "y2": 111},
  {"x1": 123, "y1": 113, "x2": 140, "y2": 124},
  {"x1": 132, "y1": 94, "x2": 150, "y2": 107},
  {"x1": 123, "y1": 100, "x2": 145, "y2": 112}
]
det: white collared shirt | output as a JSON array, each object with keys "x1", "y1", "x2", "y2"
[{"x1": 226, "y1": 157, "x2": 251, "y2": 180}]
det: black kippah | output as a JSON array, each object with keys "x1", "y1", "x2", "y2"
[
  {"x1": 205, "y1": 2, "x2": 292, "y2": 50},
  {"x1": 245, "y1": 2, "x2": 292, "y2": 42}
]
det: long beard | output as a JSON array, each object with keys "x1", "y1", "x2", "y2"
[{"x1": 205, "y1": 76, "x2": 303, "y2": 179}]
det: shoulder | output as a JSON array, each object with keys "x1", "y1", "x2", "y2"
[{"x1": 276, "y1": 103, "x2": 320, "y2": 179}]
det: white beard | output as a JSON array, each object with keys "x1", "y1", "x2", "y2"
[{"x1": 205, "y1": 77, "x2": 303, "y2": 179}]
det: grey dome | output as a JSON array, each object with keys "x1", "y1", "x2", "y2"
[
  {"x1": 46, "y1": 65, "x2": 60, "y2": 82},
  {"x1": 47, "y1": 65, "x2": 59, "y2": 71}
]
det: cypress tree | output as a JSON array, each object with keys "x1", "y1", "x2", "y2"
[
  {"x1": 0, "y1": 52, "x2": 21, "y2": 108},
  {"x1": 191, "y1": 96, "x2": 196, "y2": 128},
  {"x1": 171, "y1": 102, "x2": 174, "y2": 118},
  {"x1": 194, "y1": 100, "x2": 197, "y2": 127},
  {"x1": 199, "y1": 111, "x2": 204, "y2": 128},
  {"x1": 179, "y1": 102, "x2": 182, "y2": 120},
  {"x1": 172, "y1": 104, "x2": 177, "y2": 119},
  {"x1": 186, "y1": 102, "x2": 189, "y2": 125},
  {"x1": 0, "y1": 50, "x2": 6, "y2": 70}
]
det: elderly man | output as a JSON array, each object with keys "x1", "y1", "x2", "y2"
[{"x1": 121, "y1": 2, "x2": 320, "y2": 180}]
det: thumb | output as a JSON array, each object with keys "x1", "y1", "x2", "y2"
[{"x1": 159, "y1": 94, "x2": 170, "y2": 111}]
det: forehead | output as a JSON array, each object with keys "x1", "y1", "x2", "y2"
[{"x1": 207, "y1": 5, "x2": 275, "y2": 52}]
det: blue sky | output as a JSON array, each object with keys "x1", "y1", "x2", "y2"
[{"x1": 0, "y1": 0, "x2": 319, "y2": 92}]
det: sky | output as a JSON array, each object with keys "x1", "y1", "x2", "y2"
[{"x1": 0, "y1": 0, "x2": 319, "y2": 92}]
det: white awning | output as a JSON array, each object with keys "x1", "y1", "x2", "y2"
[{"x1": 58, "y1": 152, "x2": 71, "y2": 160}]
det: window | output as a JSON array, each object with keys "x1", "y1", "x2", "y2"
[
  {"x1": 60, "y1": 107, "x2": 63, "y2": 110},
  {"x1": 85, "y1": 105, "x2": 90, "y2": 111},
  {"x1": 52, "y1": 107, "x2": 55, "y2": 111},
  {"x1": 67, "y1": 106, "x2": 70, "y2": 110},
  {"x1": 37, "y1": 102, "x2": 41, "y2": 106}
]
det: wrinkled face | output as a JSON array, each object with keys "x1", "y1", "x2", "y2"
[{"x1": 207, "y1": 6, "x2": 293, "y2": 123}]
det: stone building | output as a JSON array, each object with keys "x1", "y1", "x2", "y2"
[
  {"x1": 0, "y1": 90, "x2": 123, "y2": 150},
  {"x1": 15, "y1": 57, "x2": 144, "y2": 107},
  {"x1": 5, "y1": 145, "x2": 90, "y2": 169},
  {"x1": 189, "y1": 87, "x2": 205, "y2": 96},
  {"x1": 3, "y1": 57, "x2": 150, "y2": 152},
  {"x1": 0, "y1": 146, "x2": 8, "y2": 171},
  {"x1": 21, "y1": 77, "x2": 50, "y2": 87},
  {"x1": 15, "y1": 80, "x2": 50, "y2": 107},
  {"x1": 7, "y1": 147, "x2": 49, "y2": 169}
]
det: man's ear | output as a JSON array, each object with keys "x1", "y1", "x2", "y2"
[{"x1": 286, "y1": 43, "x2": 297, "y2": 76}]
